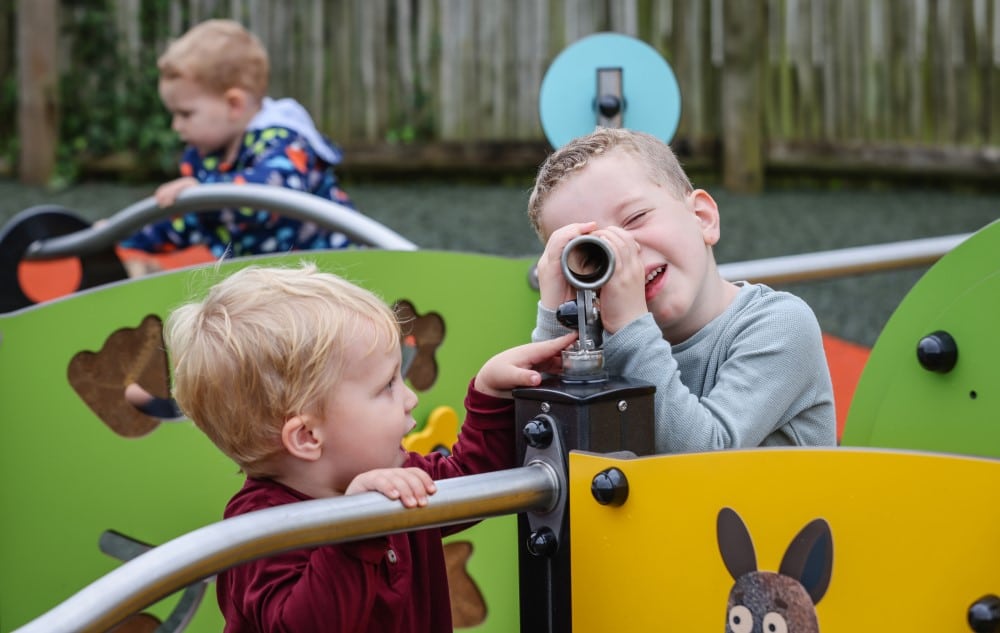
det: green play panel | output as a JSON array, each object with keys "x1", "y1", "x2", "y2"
[
  {"x1": 842, "y1": 220, "x2": 1000, "y2": 456},
  {"x1": 0, "y1": 249, "x2": 540, "y2": 632}
]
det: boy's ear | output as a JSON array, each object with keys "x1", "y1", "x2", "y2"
[
  {"x1": 690, "y1": 189, "x2": 722, "y2": 246},
  {"x1": 281, "y1": 415, "x2": 322, "y2": 461}
]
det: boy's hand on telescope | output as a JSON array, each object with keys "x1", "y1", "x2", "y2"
[
  {"x1": 475, "y1": 333, "x2": 578, "y2": 398},
  {"x1": 537, "y1": 222, "x2": 597, "y2": 311},
  {"x1": 347, "y1": 467, "x2": 437, "y2": 508},
  {"x1": 590, "y1": 226, "x2": 650, "y2": 334}
]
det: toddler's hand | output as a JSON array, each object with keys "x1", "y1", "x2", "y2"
[
  {"x1": 536, "y1": 222, "x2": 597, "y2": 310},
  {"x1": 346, "y1": 467, "x2": 437, "y2": 508},
  {"x1": 155, "y1": 177, "x2": 199, "y2": 208},
  {"x1": 474, "y1": 332, "x2": 577, "y2": 398}
]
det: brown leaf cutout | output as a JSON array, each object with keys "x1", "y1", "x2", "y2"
[
  {"x1": 394, "y1": 299, "x2": 445, "y2": 391},
  {"x1": 67, "y1": 314, "x2": 171, "y2": 438},
  {"x1": 444, "y1": 541, "x2": 487, "y2": 627}
]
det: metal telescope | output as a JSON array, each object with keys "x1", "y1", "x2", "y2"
[{"x1": 558, "y1": 235, "x2": 616, "y2": 382}]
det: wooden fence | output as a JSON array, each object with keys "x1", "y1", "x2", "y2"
[{"x1": 7, "y1": 0, "x2": 1000, "y2": 188}]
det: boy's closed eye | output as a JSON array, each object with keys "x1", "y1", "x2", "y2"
[{"x1": 622, "y1": 210, "x2": 651, "y2": 228}]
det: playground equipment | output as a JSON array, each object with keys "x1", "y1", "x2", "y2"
[
  {"x1": 5, "y1": 217, "x2": 1000, "y2": 632},
  {"x1": 0, "y1": 183, "x2": 416, "y2": 314},
  {"x1": 538, "y1": 32, "x2": 682, "y2": 148},
  {"x1": 4, "y1": 31, "x2": 1000, "y2": 633}
]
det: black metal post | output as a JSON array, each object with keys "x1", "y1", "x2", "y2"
[{"x1": 513, "y1": 375, "x2": 655, "y2": 633}]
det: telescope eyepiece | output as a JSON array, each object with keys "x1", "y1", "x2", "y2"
[{"x1": 561, "y1": 235, "x2": 615, "y2": 290}]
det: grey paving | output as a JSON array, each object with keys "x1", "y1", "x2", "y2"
[{"x1": 2, "y1": 179, "x2": 997, "y2": 347}]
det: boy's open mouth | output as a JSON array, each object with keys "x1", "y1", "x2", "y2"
[
  {"x1": 645, "y1": 265, "x2": 665, "y2": 285},
  {"x1": 645, "y1": 265, "x2": 667, "y2": 301}
]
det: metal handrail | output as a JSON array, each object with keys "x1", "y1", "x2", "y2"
[
  {"x1": 13, "y1": 463, "x2": 559, "y2": 633},
  {"x1": 24, "y1": 183, "x2": 418, "y2": 258},
  {"x1": 718, "y1": 233, "x2": 972, "y2": 285}
]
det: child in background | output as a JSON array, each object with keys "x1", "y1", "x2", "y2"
[
  {"x1": 528, "y1": 128, "x2": 836, "y2": 452},
  {"x1": 165, "y1": 263, "x2": 574, "y2": 632},
  {"x1": 123, "y1": 19, "x2": 356, "y2": 258}
]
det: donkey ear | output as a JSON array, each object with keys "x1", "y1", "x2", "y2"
[
  {"x1": 779, "y1": 518, "x2": 833, "y2": 604},
  {"x1": 717, "y1": 507, "x2": 757, "y2": 580}
]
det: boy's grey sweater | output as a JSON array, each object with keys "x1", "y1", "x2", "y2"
[{"x1": 532, "y1": 282, "x2": 837, "y2": 453}]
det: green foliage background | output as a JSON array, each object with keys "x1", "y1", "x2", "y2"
[{"x1": 53, "y1": 0, "x2": 179, "y2": 185}]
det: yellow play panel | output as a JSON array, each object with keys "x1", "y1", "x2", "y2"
[{"x1": 570, "y1": 448, "x2": 1000, "y2": 631}]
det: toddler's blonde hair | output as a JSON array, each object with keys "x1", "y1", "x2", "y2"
[
  {"x1": 158, "y1": 19, "x2": 269, "y2": 99},
  {"x1": 165, "y1": 264, "x2": 400, "y2": 478}
]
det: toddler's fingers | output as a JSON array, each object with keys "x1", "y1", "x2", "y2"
[
  {"x1": 520, "y1": 333, "x2": 578, "y2": 364},
  {"x1": 389, "y1": 468, "x2": 436, "y2": 508}
]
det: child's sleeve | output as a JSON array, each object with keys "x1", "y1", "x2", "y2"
[
  {"x1": 408, "y1": 379, "x2": 517, "y2": 480},
  {"x1": 120, "y1": 150, "x2": 210, "y2": 253},
  {"x1": 531, "y1": 302, "x2": 574, "y2": 342},
  {"x1": 602, "y1": 298, "x2": 835, "y2": 452},
  {"x1": 222, "y1": 543, "x2": 384, "y2": 632}
]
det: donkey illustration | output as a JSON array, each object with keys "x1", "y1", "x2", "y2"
[{"x1": 717, "y1": 507, "x2": 833, "y2": 633}]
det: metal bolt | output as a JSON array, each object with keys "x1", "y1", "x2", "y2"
[
  {"x1": 591, "y1": 467, "x2": 629, "y2": 507},
  {"x1": 617, "y1": 400, "x2": 627, "y2": 412},
  {"x1": 968, "y1": 594, "x2": 1000, "y2": 632},
  {"x1": 523, "y1": 415, "x2": 555, "y2": 449},
  {"x1": 526, "y1": 527, "x2": 558, "y2": 557},
  {"x1": 917, "y1": 330, "x2": 959, "y2": 373},
  {"x1": 540, "y1": 402, "x2": 550, "y2": 413}
]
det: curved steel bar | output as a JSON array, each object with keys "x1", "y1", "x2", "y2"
[
  {"x1": 718, "y1": 233, "x2": 972, "y2": 285},
  {"x1": 25, "y1": 184, "x2": 417, "y2": 259},
  {"x1": 13, "y1": 464, "x2": 559, "y2": 633}
]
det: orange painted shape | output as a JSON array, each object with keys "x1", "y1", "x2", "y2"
[
  {"x1": 115, "y1": 245, "x2": 215, "y2": 271},
  {"x1": 12, "y1": 245, "x2": 214, "y2": 306},
  {"x1": 17, "y1": 258, "x2": 83, "y2": 303},
  {"x1": 821, "y1": 333, "x2": 871, "y2": 442}
]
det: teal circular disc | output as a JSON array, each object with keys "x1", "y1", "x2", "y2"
[{"x1": 539, "y1": 32, "x2": 682, "y2": 149}]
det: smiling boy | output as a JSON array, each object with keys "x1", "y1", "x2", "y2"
[{"x1": 528, "y1": 128, "x2": 836, "y2": 452}]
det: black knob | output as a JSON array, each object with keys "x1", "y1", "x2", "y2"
[
  {"x1": 968, "y1": 594, "x2": 1000, "y2": 632},
  {"x1": 523, "y1": 414, "x2": 555, "y2": 449},
  {"x1": 526, "y1": 527, "x2": 558, "y2": 557},
  {"x1": 597, "y1": 94, "x2": 622, "y2": 118},
  {"x1": 591, "y1": 467, "x2": 629, "y2": 506},
  {"x1": 556, "y1": 301, "x2": 579, "y2": 330},
  {"x1": 917, "y1": 330, "x2": 958, "y2": 373}
]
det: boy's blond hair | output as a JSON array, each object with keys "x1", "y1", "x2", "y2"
[
  {"x1": 165, "y1": 264, "x2": 400, "y2": 478},
  {"x1": 158, "y1": 19, "x2": 269, "y2": 100},
  {"x1": 527, "y1": 127, "x2": 694, "y2": 239}
]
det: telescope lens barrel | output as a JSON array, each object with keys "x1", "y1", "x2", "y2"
[{"x1": 561, "y1": 235, "x2": 616, "y2": 290}]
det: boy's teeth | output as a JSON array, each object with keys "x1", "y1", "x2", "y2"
[{"x1": 646, "y1": 266, "x2": 665, "y2": 283}]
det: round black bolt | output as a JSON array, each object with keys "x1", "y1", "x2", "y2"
[
  {"x1": 597, "y1": 94, "x2": 622, "y2": 118},
  {"x1": 523, "y1": 414, "x2": 555, "y2": 449},
  {"x1": 526, "y1": 527, "x2": 558, "y2": 557},
  {"x1": 917, "y1": 330, "x2": 959, "y2": 373},
  {"x1": 968, "y1": 594, "x2": 1000, "y2": 632},
  {"x1": 591, "y1": 467, "x2": 629, "y2": 506},
  {"x1": 556, "y1": 300, "x2": 580, "y2": 330}
]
